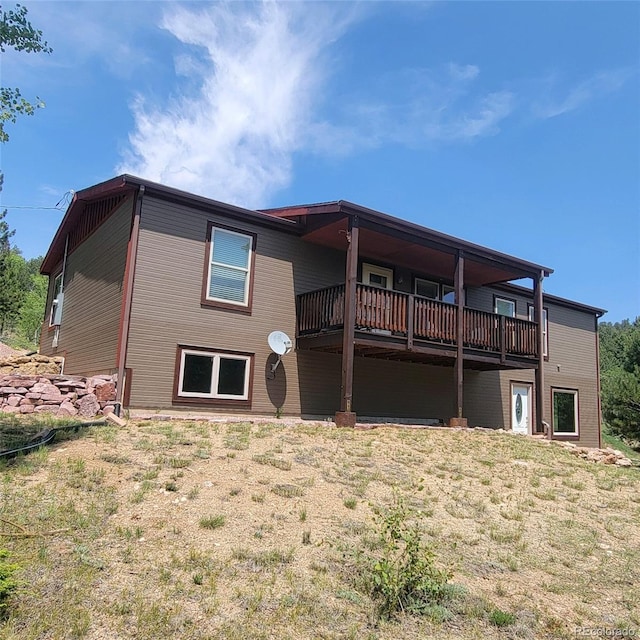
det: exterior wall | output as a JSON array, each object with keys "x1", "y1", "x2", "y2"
[
  {"x1": 465, "y1": 286, "x2": 600, "y2": 447},
  {"x1": 125, "y1": 196, "x2": 346, "y2": 415},
  {"x1": 40, "y1": 198, "x2": 133, "y2": 375}
]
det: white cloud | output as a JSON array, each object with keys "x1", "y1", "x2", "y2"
[
  {"x1": 118, "y1": 2, "x2": 356, "y2": 208},
  {"x1": 532, "y1": 69, "x2": 633, "y2": 119}
]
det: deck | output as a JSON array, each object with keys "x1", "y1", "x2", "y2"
[{"x1": 296, "y1": 283, "x2": 539, "y2": 370}]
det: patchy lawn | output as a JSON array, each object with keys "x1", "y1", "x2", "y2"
[{"x1": 0, "y1": 419, "x2": 638, "y2": 639}]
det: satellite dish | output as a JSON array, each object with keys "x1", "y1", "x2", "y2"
[
  {"x1": 267, "y1": 331, "x2": 293, "y2": 377},
  {"x1": 268, "y1": 331, "x2": 292, "y2": 356}
]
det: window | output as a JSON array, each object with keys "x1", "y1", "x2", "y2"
[
  {"x1": 494, "y1": 296, "x2": 516, "y2": 317},
  {"x1": 552, "y1": 388, "x2": 579, "y2": 435},
  {"x1": 49, "y1": 273, "x2": 64, "y2": 327},
  {"x1": 176, "y1": 346, "x2": 252, "y2": 404},
  {"x1": 528, "y1": 305, "x2": 549, "y2": 357},
  {"x1": 202, "y1": 223, "x2": 256, "y2": 311},
  {"x1": 415, "y1": 279, "x2": 458, "y2": 304}
]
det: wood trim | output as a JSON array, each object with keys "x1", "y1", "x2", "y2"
[
  {"x1": 115, "y1": 186, "x2": 143, "y2": 406},
  {"x1": 123, "y1": 367, "x2": 133, "y2": 408},
  {"x1": 201, "y1": 221, "x2": 257, "y2": 315},
  {"x1": 595, "y1": 316, "x2": 603, "y2": 449},
  {"x1": 172, "y1": 344, "x2": 254, "y2": 408}
]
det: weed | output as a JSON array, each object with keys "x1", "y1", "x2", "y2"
[
  {"x1": 343, "y1": 497, "x2": 357, "y2": 510},
  {"x1": 488, "y1": 608, "x2": 516, "y2": 626},
  {"x1": 252, "y1": 453, "x2": 292, "y2": 471},
  {"x1": 164, "y1": 480, "x2": 178, "y2": 492},
  {"x1": 0, "y1": 549, "x2": 19, "y2": 615},
  {"x1": 271, "y1": 484, "x2": 304, "y2": 498},
  {"x1": 200, "y1": 515, "x2": 226, "y2": 530},
  {"x1": 357, "y1": 493, "x2": 453, "y2": 620},
  {"x1": 251, "y1": 493, "x2": 265, "y2": 503},
  {"x1": 302, "y1": 530, "x2": 311, "y2": 545},
  {"x1": 299, "y1": 508, "x2": 307, "y2": 522}
]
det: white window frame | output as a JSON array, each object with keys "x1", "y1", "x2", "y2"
[
  {"x1": 528, "y1": 305, "x2": 549, "y2": 357},
  {"x1": 178, "y1": 349, "x2": 251, "y2": 400},
  {"x1": 552, "y1": 388, "x2": 579, "y2": 436},
  {"x1": 362, "y1": 263, "x2": 394, "y2": 289},
  {"x1": 206, "y1": 227, "x2": 253, "y2": 307},
  {"x1": 49, "y1": 272, "x2": 64, "y2": 327},
  {"x1": 494, "y1": 296, "x2": 516, "y2": 318}
]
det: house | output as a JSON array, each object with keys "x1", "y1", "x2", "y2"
[{"x1": 39, "y1": 175, "x2": 605, "y2": 446}]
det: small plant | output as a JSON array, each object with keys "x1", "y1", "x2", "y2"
[
  {"x1": 193, "y1": 572, "x2": 204, "y2": 585},
  {"x1": 302, "y1": 530, "x2": 311, "y2": 545},
  {"x1": 361, "y1": 494, "x2": 453, "y2": 620},
  {"x1": 164, "y1": 480, "x2": 178, "y2": 492},
  {"x1": 488, "y1": 608, "x2": 516, "y2": 627},
  {"x1": 271, "y1": 484, "x2": 304, "y2": 498},
  {"x1": 343, "y1": 497, "x2": 357, "y2": 510},
  {"x1": 200, "y1": 515, "x2": 226, "y2": 530},
  {"x1": 299, "y1": 508, "x2": 307, "y2": 522},
  {"x1": 0, "y1": 549, "x2": 19, "y2": 616}
]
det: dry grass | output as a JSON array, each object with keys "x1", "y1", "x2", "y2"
[{"x1": 0, "y1": 419, "x2": 638, "y2": 639}]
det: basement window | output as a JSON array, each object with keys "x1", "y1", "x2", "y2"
[{"x1": 175, "y1": 346, "x2": 253, "y2": 406}]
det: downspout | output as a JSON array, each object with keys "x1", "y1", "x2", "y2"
[
  {"x1": 595, "y1": 315, "x2": 603, "y2": 449},
  {"x1": 115, "y1": 185, "x2": 144, "y2": 412}
]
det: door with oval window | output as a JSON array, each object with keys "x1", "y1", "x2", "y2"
[{"x1": 511, "y1": 382, "x2": 532, "y2": 435}]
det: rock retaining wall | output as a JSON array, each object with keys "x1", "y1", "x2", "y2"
[
  {"x1": 0, "y1": 353, "x2": 64, "y2": 376},
  {"x1": 0, "y1": 374, "x2": 117, "y2": 418}
]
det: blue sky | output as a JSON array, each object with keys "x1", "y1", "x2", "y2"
[{"x1": 1, "y1": 1, "x2": 638, "y2": 322}]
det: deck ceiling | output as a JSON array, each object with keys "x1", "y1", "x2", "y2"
[{"x1": 299, "y1": 215, "x2": 532, "y2": 287}]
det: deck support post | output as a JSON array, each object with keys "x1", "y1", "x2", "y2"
[
  {"x1": 451, "y1": 250, "x2": 466, "y2": 426},
  {"x1": 533, "y1": 270, "x2": 547, "y2": 437},
  {"x1": 336, "y1": 215, "x2": 359, "y2": 427}
]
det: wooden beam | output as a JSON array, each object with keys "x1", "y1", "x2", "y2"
[
  {"x1": 340, "y1": 217, "x2": 359, "y2": 413},
  {"x1": 533, "y1": 270, "x2": 546, "y2": 437},
  {"x1": 455, "y1": 251, "x2": 465, "y2": 418}
]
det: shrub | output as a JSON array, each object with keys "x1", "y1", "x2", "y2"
[
  {"x1": 363, "y1": 494, "x2": 452, "y2": 619},
  {"x1": 0, "y1": 549, "x2": 19, "y2": 616}
]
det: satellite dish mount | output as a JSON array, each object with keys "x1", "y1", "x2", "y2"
[{"x1": 267, "y1": 331, "x2": 293, "y2": 378}]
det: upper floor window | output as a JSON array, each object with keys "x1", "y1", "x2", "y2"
[
  {"x1": 528, "y1": 305, "x2": 549, "y2": 358},
  {"x1": 415, "y1": 278, "x2": 457, "y2": 304},
  {"x1": 202, "y1": 223, "x2": 256, "y2": 312},
  {"x1": 49, "y1": 272, "x2": 64, "y2": 327},
  {"x1": 494, "y1": 296, "x2": 516, "y2": 317}
]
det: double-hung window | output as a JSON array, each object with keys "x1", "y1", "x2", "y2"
[
  {"x1": 203, "y1": 223, "x2": 255, "y2": 311},
  {"x1": 176, "y1": 346, "x2": 252, "y2": 404},
  {"x1": 528, "y1": 305, "x2": 549, "y2": 357},
  {"x1": 49, "y1": 273, "x2": 64, "y2": 327}
]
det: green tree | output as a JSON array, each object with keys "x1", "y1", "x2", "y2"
[
  {"x1": 1, "y1": 3, "x2": 52, "y2": 142},
  {"x1": 0, "y1": 248, "x2": 29, "y2": 334},
  {"x1": 600, "y1": 318, "x2": 640, "y2": 442},
  {"x1": 16, "y1": 260, "x2": 46, "y2": 344}
]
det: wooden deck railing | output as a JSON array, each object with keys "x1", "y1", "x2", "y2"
[{"x1": 296, "y1": 284, "x2": 539, "y2": 359}]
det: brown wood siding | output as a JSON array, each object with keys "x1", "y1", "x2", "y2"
[
  {"x1": 465, "y1": 287, "x2": 600, "y2": 447},
  {"x1": 125, "y1": 196, "x2": 346, "y2": 414},
  {"x1": 39, "y1": 199, "x2": 133, "y2": 375}
]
